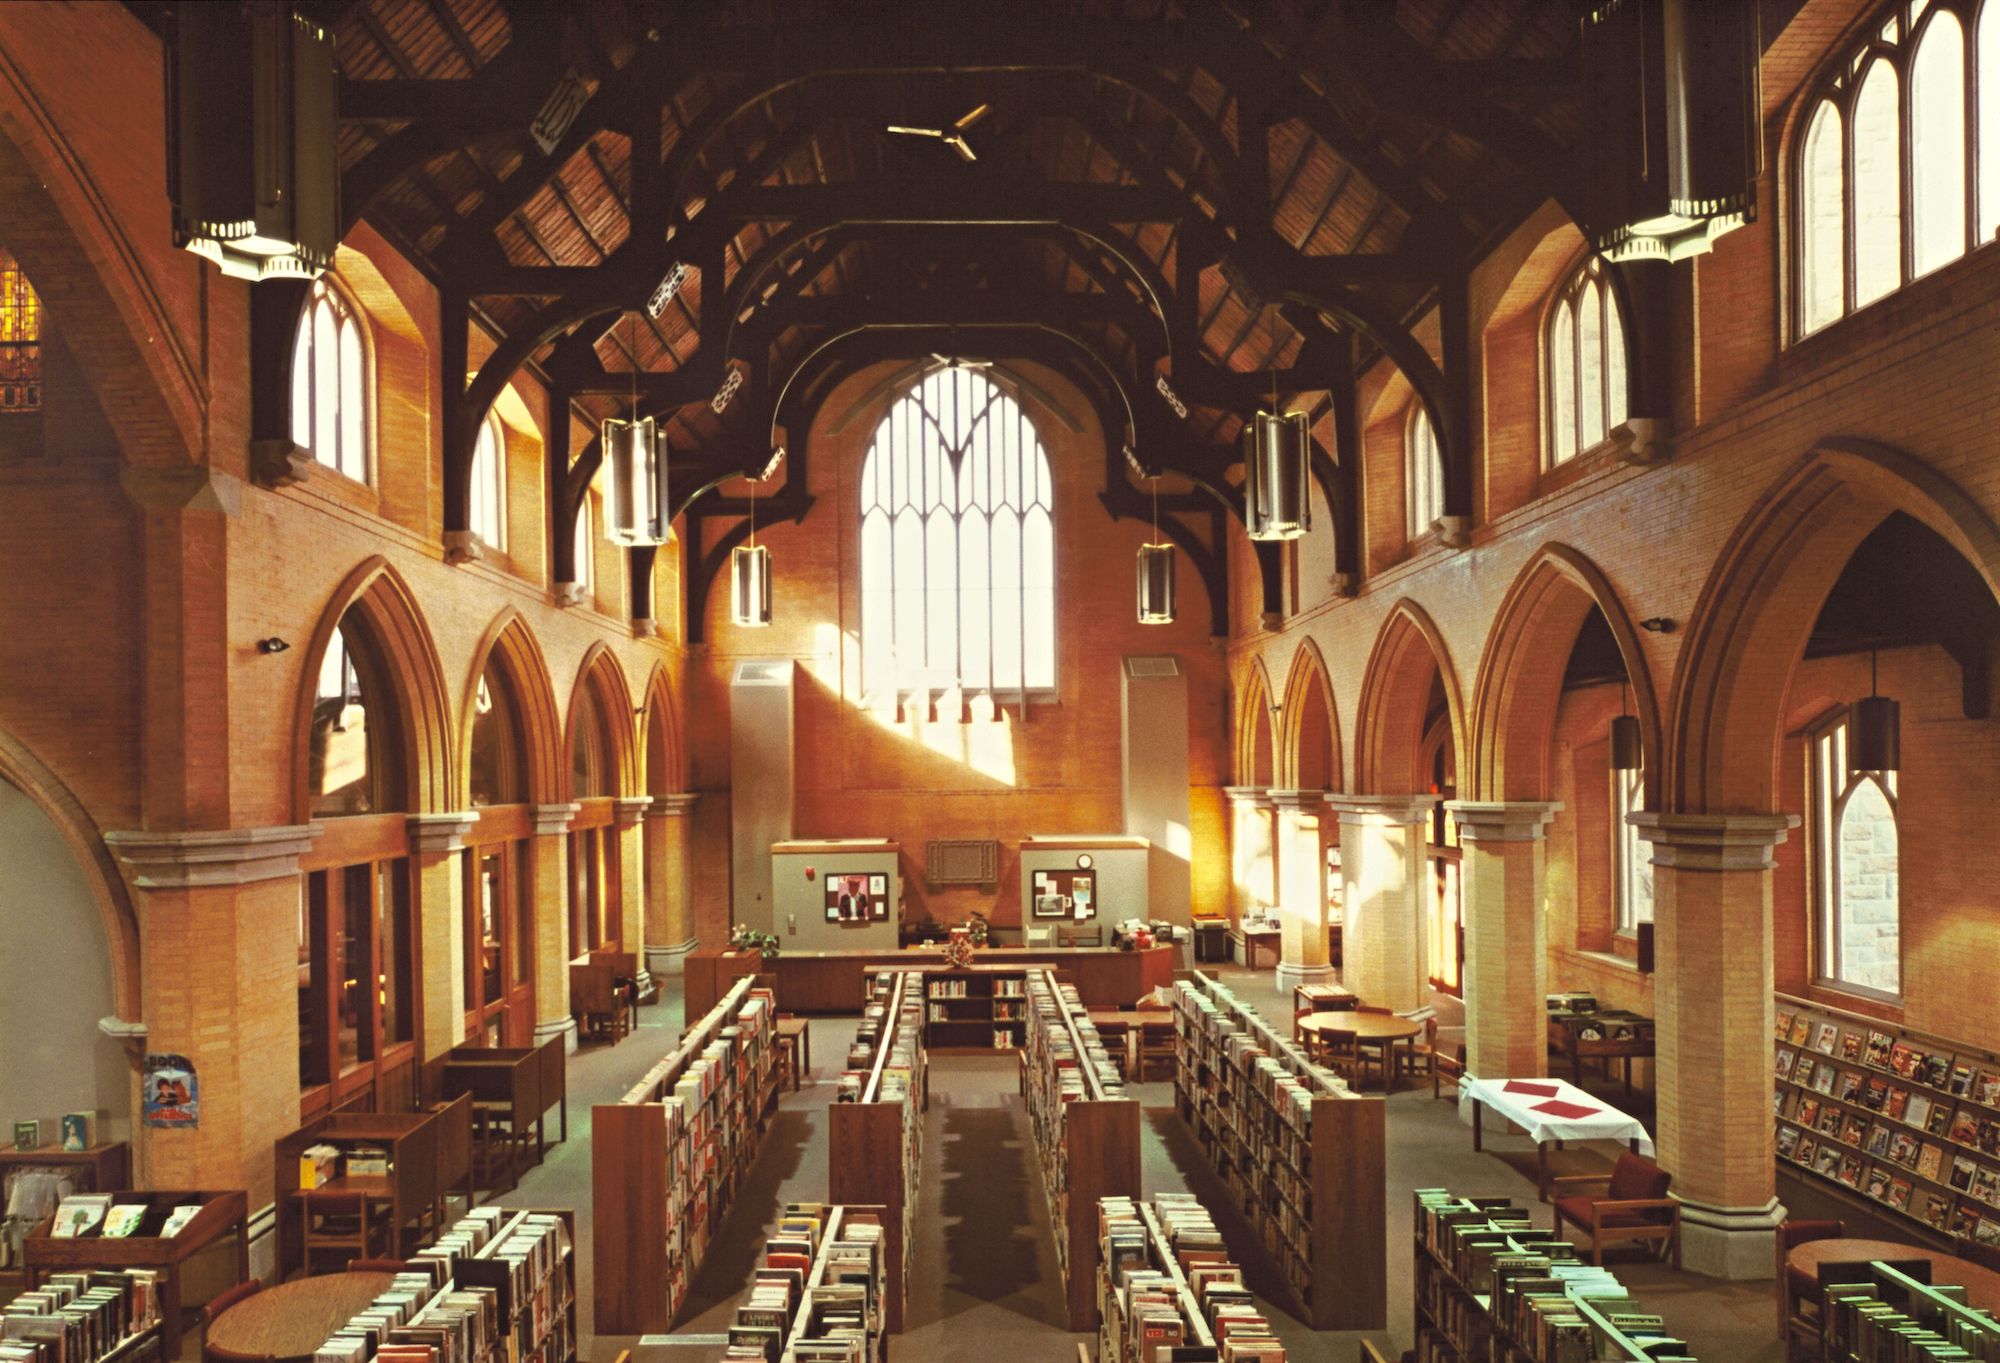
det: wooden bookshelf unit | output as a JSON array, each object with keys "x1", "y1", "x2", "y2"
[
  {"x1": 1818, "y1": 1257, "x2": 2000, "y2": 1360},
  {"x1": 1023, "y1": 968, "x2": 1141, "y2": 1332},
  {"x1": 1774, "y1": 993, "x2": 2000, "y2": 1246},
  {"x1": 1094, "y1": 1201, "x2": 1217, "y2": 1363},
  {"x1": 827, "y1": 970, "x2": 926, "y2": 1333},
  {"x1": 1172, "y1": 971, "x2": 1386, "y2": 1330},
  {"x1": 591, "y1": 975, "x2": 780, "y2": 1334},
  {"x1": 890, "y1": 964, "x2": 1031, "y2": 1052}
]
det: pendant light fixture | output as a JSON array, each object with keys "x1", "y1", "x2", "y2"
[
  {"x1": 1849, "y1": 644, "x2": 1899, "y2": 773},
  {"x1": 1580, "y1": 0, "x2": 1762, "y2": 264},
  {"x1": 732, "y1": 476, "x2": 772, "y2": 628},
  {"x1": 1609, "y1": 680, "x2": 1642, "y2": 771},
  {"x1": 1243, "y1": 374, "x2": 1311, "y2": 541},
  {"x1": 1136, "y1": 474, "x2": 1176, "y2": 625},
  {"x1": 603, "y1": 314, "x2": 672, "y2": 546},
  {"x1": 166, "y1": 5, "x2": 337, "y2": 281}
]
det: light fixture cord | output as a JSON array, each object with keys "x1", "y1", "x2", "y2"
[
  {"x1": 1870, "y1": 643, "x2": 1878, "y2": 697},
  {"x1": 1150, "y1": 474, "x2": 1160, "y2": 542},
  {"x1": 628, "y1": 313, "x2": 638, "y2": 422},
  {"x1": 748, "y1": 474, "x2": 756, "y2": 549}
]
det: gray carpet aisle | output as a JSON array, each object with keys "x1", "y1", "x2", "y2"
[{"x1": 507, "y1": 969, "x2": 1882, "y2": 1363}]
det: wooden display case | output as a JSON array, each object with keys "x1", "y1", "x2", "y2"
[
  {"x1": 826, "y1": 970, "x2": 925, "y2": 1333},
  {"x1": 274, "y1": 1108, "x2": 443, "y2": 1276},
  {"x1": 1173, "y1": 971, "x2": 1386, "y2": 1331},
  {"x1": 23, "y1": 1187, "x2": 248, "y2": 1359}
]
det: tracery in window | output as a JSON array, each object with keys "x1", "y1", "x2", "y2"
[
  {"x1": 470, "y1": 413, "x2": 506, "y2": 552},
  {"x1": 1544, "y1": 256, "x2": 1628, "y2": 465},
  {"x1": 290, "y1": 277, "x2": 369, "y2": 480},
  {"x1": 1611, "y1": 764, "x2": 1654, "y2": 936},
  {"x1": 859, "y1": 365, "x2": 1055, "y2": 697},
  {"x1": 1404, "y1": 404, "x2": 1444, "y2": 541},
  {"x1": 1810, "y1": 712, "x2": 1902, "y2": 999},
  {"x1": 0, "y1": 248, "x2": 40, "y2": 414},
  {"x1": 1795, "y1": 1, "x2": 1996, "y2": 338}
]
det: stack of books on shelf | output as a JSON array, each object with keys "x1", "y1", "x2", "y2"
[
  {"x1": 1774, "y1": 997, "x2": 2000, "y2": 1246},
  {"x1": 0, "y1": 1270, "x2": 162, "y2": 1363},
  {"x1": 722, "y1": 1204, "x2": 888, "y2": 1363},
  {"x1": 913, "y1": 968, "x2": 1031, "y2": 1050},
  {"x1": 1413, "y1": 1189, "x2": 1696, "y2": 1363},
  {"x1": 828, "y1": 972, "x2": 926, "y2": 1332},
  {"x1": 311, "y1": 1268, "x2": 498, "y2": 1363},
  {"x1": 1096, "y1": 1192, "x2": 1288, "y2": 1363},
  {"x1": 1820, "y1": 1259, "x2": 2000, "y2": 1361}
]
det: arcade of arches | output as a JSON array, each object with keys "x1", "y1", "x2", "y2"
[{"x1": 0, "y1": 1, "x2": 1998, "y2": 1357}]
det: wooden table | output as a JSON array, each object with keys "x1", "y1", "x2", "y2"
[
  {"x1": 1784, "y1": 1238, "x2": 2000, "y2": 1338},
  {"x1": 1458, "y1": 1076, "x2": 1652, "y2": 1199},
  {"x1": 1234, "y1": 926, "x2": 1280, "y2": 970},
  {"x1": 205, "y1": 1270, "x2": 396, "y2": 1361},
  {"x1": 1297, "y1": 1011, "x2": 1423, "y2": 1091},
  {"x1": 1293, "y1": 982, "x2": 1358, "y2": 1015},
  {"x1": 776, "y1": 1016, "x2": 811, "y2": 1089}
]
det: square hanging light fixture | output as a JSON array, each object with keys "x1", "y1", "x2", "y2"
[
  {"x1": 167, "y1": 5, "x2": 338, "y2": 282},
  {"x1": 1581, "y1": 0, "x2": 1761, "y2": 264},
  {"x1": 732, "y1": 477, "x2": 772, "y2": 628},
  {"x1": 1242, "y1": 391, "x2": 1312, "y2": 541},
  {"x1": 602, "y1": 315, "x2": 671, "y2": 546},
  {"x1": 1136, "y1": 474, "x2": 1175, "y2": 624}
]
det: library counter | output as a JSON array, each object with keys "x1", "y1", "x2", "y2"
[{"x1": 683, "y1": 943, "x2": 1177, "y2": 1015}]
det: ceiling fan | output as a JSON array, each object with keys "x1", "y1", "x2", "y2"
[{"x1": 887, "y1": 102, "x2": 990, "y2": 162}]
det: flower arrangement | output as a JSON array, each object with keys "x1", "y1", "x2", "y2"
[
  {"x1": 942, "y1": 925, "x2": 975, "y2": 969},
  {"x1": 729, "y1": 924, "x2": 781, "y2": 959},
  {"x1": 960, "y1": 910, "x2": 990, "y2": 947}
]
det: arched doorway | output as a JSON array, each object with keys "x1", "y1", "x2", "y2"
[{"x1": 566, "y1": 649, "x2": 635, "y2": 957}]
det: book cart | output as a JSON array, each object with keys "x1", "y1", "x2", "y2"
[
  {"x1": 592, "y1": 975, "x2": 780, "y2": 1334},
  {"x1": 826, "y1": 970, "x2": 926, "y2": 1333},
  {"x1": 1774, "y1": 993, "x2": 2000, "y2": 1247},
  {"x1": 0, "y1": 1265, "x2": 164, "y2": 1363},
  {"x1": 1818, "y1": 1258, "x2": 2000, "y2": 1361},
  {"x1": 712, "y1": 1203, "x2": 892, "y2": 1363},
  {"x1": 1413, "y1": 1189, "x2": 1701, "y2": 1363},
  {"x1": 1171, "y1": 972, "x2": 1386, "y2": 1330},
  {"x1": 22, "y1": 1188, "x2": 247, "y2": 1360},
  {"x1": 1022, "y1": 969, "x2": 1141, "y2": 1332}
]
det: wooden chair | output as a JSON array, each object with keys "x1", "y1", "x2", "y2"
[
  {"x1": 426, "y1": 1092, "x2": 473, "y2": 1229},
  {"x1": 1093, "y1": 1016, "x2": 1133, "y2": 1080},
  {"x1": 1402, "y1": 1016, "x2": 1465, "y2": 1096},
  {"x1": 201, "y1": 1278, "x2": 260, "y2": 1325},
  {"x1": 1779, "y1": 1218, "x2": 1843, "y2": 1362},
  {"x1": 1432, "y1": 1038, "x2": 1467, "y2": 1100},
  {"x1": 1136, "y1": 1018, "x2": 1177, "y2": 1081},
  {"x1": 298, "y1": 1188, "x2": 389, "y2": 1274},
  {"x1": 773, "y1": 1014, "x2": 800, "y2": 1092},
  {"x1": 1550, "y1": 1152, "x2": 1681, "y2": 1267}
]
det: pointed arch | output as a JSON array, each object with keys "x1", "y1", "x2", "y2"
[
  {"x1": 1469, "y1": 543, "x2": 1661, "y2": 806},
  {"x1": 1667, "y1": 437, "x2": 2000, "y2": 813},
  {"x1": 638, "y1": 663, "x2": 684, "y2": 797},
  {"x1": 1235, "y1": 655, "x2": 1277, "y2": 787},
  {"x1": 1354, "y1": 599, "x2": 1466, "y2": 796},
  {"x1": 566, "y1": 643, "x2": 639, "y2": 801},
  {"x1": 459, "y1": 608, "x2": 565, "y2": 808},
  {"x1": 1276, "y1": 637, "x2": 1343, "y2": 791},
  {"x1": 289, "y1": 557, "x2": 453, "y2": 821}
]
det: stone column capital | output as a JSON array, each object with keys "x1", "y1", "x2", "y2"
[
  {"x1": 531, "y1": 802, "x2": 583, "y2": 837},
  {"x1": 104, "y1": 823, "x2": 322, "y2": 888},
  {"x1": 407, "y1": 811, "x2": 480, "y2": 854},
  {"x1": 1326, "y1": 793, "x2": 1439, "y2": 827},
  {"x1": 1446, "y1": 800, "x2": 1563, "y2": 843},
  {"x1": 612, "y1": 796, "x2": 654, "y2": 828},
  {"x1": 1266, "y1": 787, "x2": 1331, "y2": 812},
  {"x1": 646, "y1": 791, "x2": 700, "y2": 818},
  {"x1": 1629, "y1": 813, "x2": 1799, "y2": 871},
  {"x1": 1222, "y1": 785, "x2": 1271, "y2": 809}
]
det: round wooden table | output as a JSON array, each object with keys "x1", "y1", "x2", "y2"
[
  {"x1": 1296, "y1": 1011, "x2": 1424, "y2": 1090},
  {"x1": 1786, "y1": 1238, "x2": 2000, "y2": 1309},
  {"x1": 206, "y1": 1272, "x2": 398, "y2": 1361}
]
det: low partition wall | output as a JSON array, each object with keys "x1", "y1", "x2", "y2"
[{"x1": 683, "y1": 943, "x2": 1176, "y2": 1016}]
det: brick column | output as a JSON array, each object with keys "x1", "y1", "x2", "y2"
[
  {"x1": 103, "y1": 826, "x2": 319, "y2": 1218},
  {"x1": 1268, "y1": 789, "x2": 1335, "y2": 990},
  {"x1": 613, "y1": 796, "x2": 652, "y2": 993},
  {"x1": 409, "y1": 812, "x2": 478, "y2": 1059},
  {"x1": 1631, "y1": 813, "x2": 1797, "y2": 1279},
  {"x1": 530, "y1": 803, "x2": 580, "y2": 1051},
  {"x1": 1448, "y1": 801, "x2": 1561, "y2": 1080},
  {"x1": 1329, "y1": 795, "x2": 1437, "y2": 1013},
  {"x1": 1224, "y1": 786, "x2": 1275, "y2": 921},
  {"x1": 645, "y1": 793, "x2": 700, "y2": 977}
]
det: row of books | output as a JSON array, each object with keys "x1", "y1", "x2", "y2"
[
  {"x1": 43, "y1": 1199, "x2": 201, "y2": 1242},
  {"x1": 1098, "y1": 1193, "x2": 1288, "y2": 1362},
  {"x1": 1413, "y1": 1190, "x2": 1695, "y2": 1363},
  {"x1": 1022, "y1": 972, "x2": 1134, "y2": 1294},
  {"x1": 840, "y1": 972, "x2": 925, "y2": 1322},
  {"x1": 722, "y1": 1204, "x2": 887, "y2": 1363},
  {"x1": 1821, "y1": 1262, "x2": 2000, "y2": 1361},
  {"x1": 0, "y1": 1271, "x2": 161, "y2": 1363},
  {"x1": 1777, "y1": 999, "x2": 2000, "y2": 1243}
]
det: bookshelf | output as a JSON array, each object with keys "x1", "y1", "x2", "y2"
[
  {"x1": 1022, "y1": 969, "x2": 1141, "y2": 1332},
  {"x1": 1774, "y1": 993, "x2": 2000, "y2": 1245},
  {"x1": 0, "y1": 1143, "x2": 132, "y2": 1291},
  {"x1": 592, "y1": 976, "x2": 780, "y2": 1334},
  {"x1": 827, "y1": 971, "x2": 925, "y2": 1333},
  {"x1": 1171, "y1": 972, "x2": 1387, "y2": 1331},
  {"x1": 1095, "y1": 1200, "x2": 1218, "y2": 1363},
  {"x1": 902, "y1": 965, "x2": 1029, "y2": 1052},
  {"x1": 0, "y1": 1267, "x2": 163, "y2": 1363},
  {"x1": 1819, "y1": 1258, "x2": 2000, "y2": 1361},
  {"x1": 1413, "y1": 1189, "x2": 1701, "y2": 1362},
  {"x1": 719, "y1": 1203, "x2": 891, "y2": 1363},
  {"x1": 421, "y1": 1207, "x2": 577, "y2": 1363}
]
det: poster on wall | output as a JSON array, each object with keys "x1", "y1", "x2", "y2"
[
  {"x1": 1032, "y1": 869, "x2": 1097, "y2": 919},
  {"x1": 141, "y1": 1054, "x2": 199, "y2": 1129},
  {"x1": 824, "y1": 873, "x2": 889, "y2": 923}
]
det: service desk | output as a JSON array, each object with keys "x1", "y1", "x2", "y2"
[{"x1": 683, "y1": 943, "x2": 1176, "y2": 1015}]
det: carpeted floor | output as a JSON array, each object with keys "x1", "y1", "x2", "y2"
[{"x1": 499, "y1": 965, "x2": 1899, "y2": 1363}]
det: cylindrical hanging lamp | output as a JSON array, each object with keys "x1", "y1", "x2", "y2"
[
  {"x1": 603, "y1": 316, "x2": 671, "y2": 546},
  {"x1": 1609, "y1": 714, "x2": 1643, "y2": 771},
  {"x1": 1242, "y1": 408, "x2": 1312, "y2": 541},
  {"x1": 1849, "y1": 647, "x2": 1898, "y2": 773},
  {"x1": 1137, "y1": 474, "x2": 1176, "y2": 624},
  {"x1": 732, "y1": 478, "x2": 771, "y2": 628}
]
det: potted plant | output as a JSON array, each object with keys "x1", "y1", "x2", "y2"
[
  {"x1": 961, "y1": 910, "x2": 990, "y2": 948},
  {"x1": 729, "y1": 924, "x2": 782, "y2": 960}
]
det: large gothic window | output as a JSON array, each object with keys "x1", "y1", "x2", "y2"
[
  {"x1": 859, "y1": 365, "x2": 1055, "y2": 697},
  {"x1": 1545, "y1": 256, "x2": 1628, "y2": 464},
  {"x1": 1810, "y1": 711, "x2": 1902, "y2": 999},
  {"x1": 0, "y1": 248, "x2": 40, "y2": 414},
  {"x1": 1404, "y1": 404, "x2": 1444, "y2": 541},
  {"x1": 470, "y1": 413, "x2": 506, "y2": 552},
  {"x1": 1795, "y1": 2, "x2": 1998, "y2": 338},
  {"x1": 291, "y1": 277, "x2": 369, "y2": 480}
]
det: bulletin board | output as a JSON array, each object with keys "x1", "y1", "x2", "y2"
[
  {"x1": 823, "y1": 872, "x2": 890, "y2": 923},
  {"x1": 1030, "y1": 868, "x2": 1097, "y2": 920}
]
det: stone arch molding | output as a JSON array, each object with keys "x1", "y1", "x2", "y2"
[
  {"x1": 459, "y1": 608, "x2": 566, "y2": 809},
  {"x1": 290, "y1": 557, "x2": 455, "y2": 822},
  {"x1": 1667, "y1": 437, "x2": 2000, "y2": 814},
  {"x1": 1235, "y1": 656, "x2": 1278, "y2": 788},
  {"x1": 566, "y1": 643, "x2": 640, "y2": 801},
  {"x1": 638, "y1": 663, "x2": 685, "y2": 797},
  {"x1": 1468, "y1": 543, "x2": 1662, "y2": 807},
  {"x1": 1276, "y1": 637, "x2": 1343, "y2": 792},
  {"x1": 1353, "y1": 598, "x2": 1467, "y2": 797}
]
